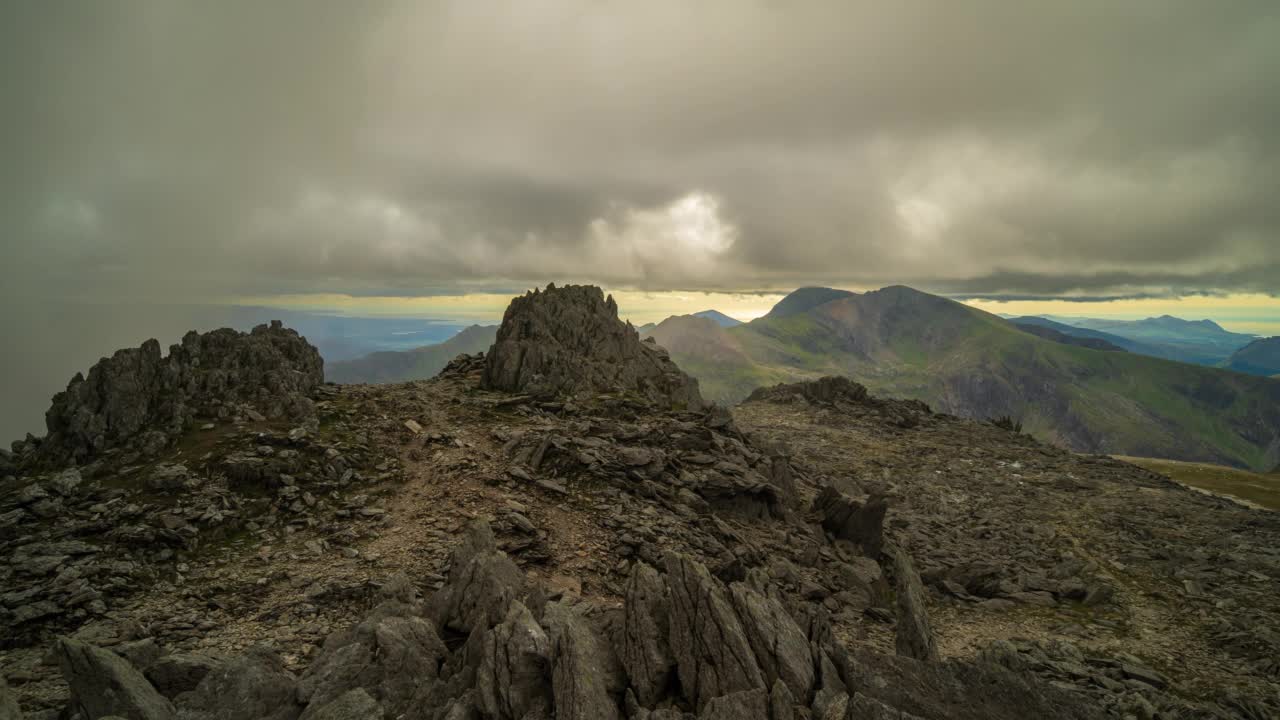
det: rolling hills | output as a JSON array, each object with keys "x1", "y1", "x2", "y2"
[
  {"x1": 1007, "y1": 316, "x2": 1162, "y2": 356},
  {"x1": 645, "y1": 286, "x2": 1280, "y2": 471},
  {"x1": 1034, "y1": 314, "x2": 1256, "y2": 366},
  {"x1": 1011, "y1": 322, "x2": 1127, "y2": 352}
]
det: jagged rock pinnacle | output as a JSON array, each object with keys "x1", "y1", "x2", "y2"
[
  {"x1": 481, "y1": 283, "x2": 705, "y2": 411},
  {"x1": 33, "y1": 321, "x2": 323, "y2": 466}
]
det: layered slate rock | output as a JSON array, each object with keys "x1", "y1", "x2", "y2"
[
  {"x1": 428, "y1": 520, "x2": 525, "y2": 634},
  {"x1": 728, "y1": 581, "x2": 815, "y2": 703},
  {"x1": 621, "y1": 562, "x2": 676, "y2": 707},
  {"x1": 482, "y1": 284, "x2": 705, "y2": 411},
  {"x1": 544, "y1": 602, "x2": 623, "y2": 720},
  {"x1": 664, "y1": 553, "x2": 767, "y2": 710},
  {"x1": 892, "y1": 547, "x2": 939, "y2": 662},
  {"x1": 813, "y1": 486, "x2": 887, "y2": 558},
  {"x1": 37, "y1": 321, "x2": 323, "y2": 466},
  {"x1": 57, "y1": 637, "x2": 175, "y2": 720},
  {"x1": 475, "y1": 601, "x2": 553, "y2": 719}
]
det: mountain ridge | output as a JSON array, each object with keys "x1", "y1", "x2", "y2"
[
  {"x1": 1221, "y1": 336, "x2": 1280, "y2": 377},
  {"x1": 649, "y1": 285, "x2": 1280, "y2": 471}
]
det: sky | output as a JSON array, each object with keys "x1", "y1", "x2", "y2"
[{"x1": 3, "y1": 1, "x2": 1279, "y2": 312}]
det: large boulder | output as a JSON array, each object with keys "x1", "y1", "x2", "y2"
[
  {"x1": 728, "y1": 583, "x2": 815, "y2": 703},
  {"x1": 296, "y1": 610, "x2": 446, "y2": 714},
  {"x1": 145, "y1": 654, "x2": 225, "y2": 699},
  {"x1": 40, "y1": 321, "x2": 323, "y2": 465},
  {"x1": 664, "y1": 553, "x2": 766, "y2": 711},
  {"x1": 543, "y1": 602, "x2": 623, "y2": 720},
  {"x1": 621, "y1": 562, "x2": 676, "y2": 707},
  {"x1": 57, "y1": 637, "x2": 175, "y2": 720},
  {"x1": 428, "y1": 520, "x2": 525, "y2": 635},
  {"x1": 482, "y1": 284, "x2": 705, "y2": 411},
  {"x1": 475, "y1": 601, "x2": 553, "y2": 719},
  {"x1": 175, "y1": 646, "x2": 300, "y2": 720}
]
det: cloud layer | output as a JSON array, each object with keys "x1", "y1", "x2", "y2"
[{"x1": 4, "y1": 1, "x2": 1279, "y2": 300}]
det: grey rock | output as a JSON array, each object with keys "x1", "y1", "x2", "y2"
[
  {"x1": 769, "y1": 679, "x2": 796, "y2": 720},
  {"x1": 891, "y1": 547, "x2": 938, "y2": 662},
  {"x1": 297, "y1": 608, "x2": 446, "y2": 714},
  {"x1": 621, "y1": 562, "x2": 675, "y2": 707},
  {"x1": 114, "y1": 637, "x2": 163, "y2": 671},
  {"x1": 429, "y1": 520, "x2": 525, "y2": 635},
  {"x1": 299, "y1": 689, "x2": 382, "y2": 720},
  {"x1": 147, "y1": 464, "x2": 192, "y2": 491},
  {"x1": 746, "y1": 376, "x2": 869, "y2": 406},
  {"x1": 40, "y1": 321, "x2": 322, "y2": 465},
  {"x1": 475, "y1": 601, "x2": 552, "y2": 719},
  {"x1": 57, "y1": 637, "x2": 175, "y2": 720},
  {"x1": 697, "y1": 688, "x2": 769, "y2": 719},
  {"x1": 48, "y1": 468, "x2": 83, "y2": 496},
  {"x1": 832, "y1": 645, "x2": 1102, "y2": 719},
  {"x1": 848, "y1": 692, "x2": 927, "y2": 719},
  {"x1": 728, "y1": 582, "x2": 814, "y2": 702},
  {"x1": 543, "y1": 602, "x2": 622, "y2": 720},
  {"x1": 482, "y1": 284, "x2": 704, "y2": 411},
  {"x1": 664, "y1": 553, "x2": 766, "y2": 711},
  {"x1": 812, "y1": 486, "x2": 886, "y2": 558},
  {"x1": 0, "y1": 676, "x2": 22, "y2": 720},
  {"x1": 175, "y1": 646, "x2": 300, "y2": 720},
  {"x1": 145, "y1": 654, "x2": 225, "y2": 698}
]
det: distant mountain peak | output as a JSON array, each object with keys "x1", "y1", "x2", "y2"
[
  {"x1": 691, "y1": 309, "x2": 743, "y2": 327},
  {"x1": 763, "y1": 287, "x2": 856, "y2": 319}
]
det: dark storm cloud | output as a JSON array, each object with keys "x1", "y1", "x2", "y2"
[{"x1": 3, "y1": 1, "x2": 1279, "y2": 300}]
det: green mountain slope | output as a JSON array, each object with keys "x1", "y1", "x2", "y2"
[
  {"x1": 326, "y1": 325, "x2": 498, "y2": 384},
  {"x1": 651, "y1": 286, "x2": 1280, "y2": 471},
  {"x1": 1222, "y1": 337, "x2": 1280, "y2": 377}
]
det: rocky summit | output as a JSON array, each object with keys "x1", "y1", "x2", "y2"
[
  {"x1": 482, "y1": 284, "x2": 705, "y2": 412},
  {"x1": 28, "y1": 321, "x2": 323, "y2": 468},
  {"x1": 1, "y1": 287, "x2": 1279, "y2": 719}
]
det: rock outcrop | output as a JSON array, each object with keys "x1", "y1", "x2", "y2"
[
  {"x1": 482, "y1": 284, "x2": 705, "y2": 411},
  {"x1": 31, "y1": 321, "x2": 323, "y2": 466},
  {"x1": 57, "y1": 637, "x2": 175, "y2": 720},
  {"x1": 891, "y1": 547, "x2": 938, "y2": 663},
  {"x1": 43, "y1": 523, "x2": 1097, "y2": 720}
]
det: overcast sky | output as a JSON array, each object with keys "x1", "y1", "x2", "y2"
[{"x1": 4, "y1": 1, "x2": 1279, "y2": 305}]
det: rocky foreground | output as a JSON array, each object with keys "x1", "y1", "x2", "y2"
[{"x1": 1, "y1": 285, "x2": 1278, "y2": 719}]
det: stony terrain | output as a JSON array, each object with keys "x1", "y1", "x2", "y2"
[{"x1": 0, "y1": 286, "x2": 1277, "y2": 719}]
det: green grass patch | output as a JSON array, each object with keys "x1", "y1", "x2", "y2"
[{"x1": 1116, "y1": 455, "x2": 1280, "y2": 510}]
